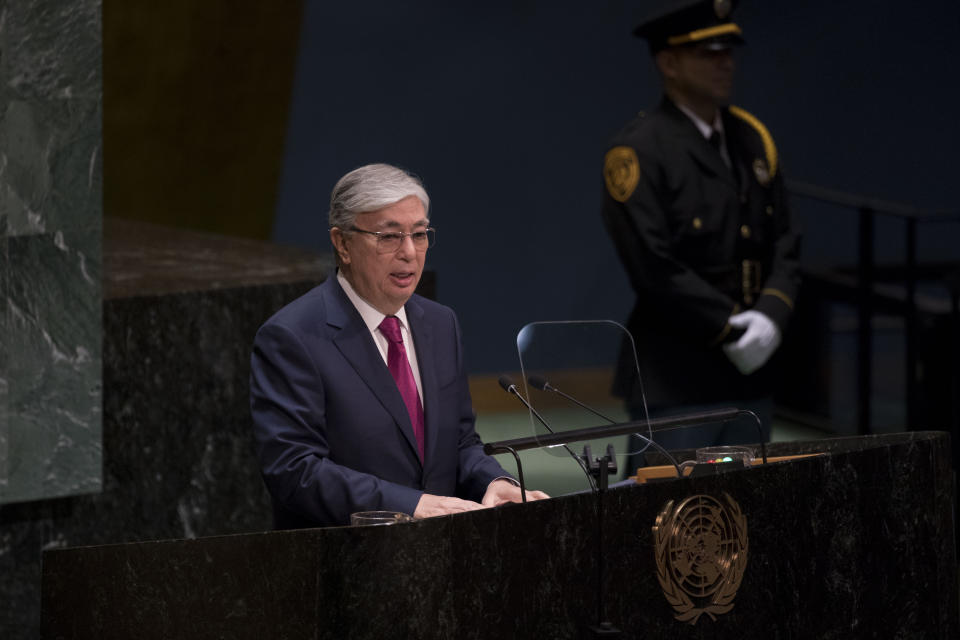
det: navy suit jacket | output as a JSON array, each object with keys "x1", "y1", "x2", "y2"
[{"x1": 250, "y1": 276, "x2": 508, "y2": 528}]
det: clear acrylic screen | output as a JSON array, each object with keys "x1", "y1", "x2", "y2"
[{"x1": 516, "y1": 320, "x2": 652, "y2": 460}]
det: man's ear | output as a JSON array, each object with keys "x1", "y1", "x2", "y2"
[
  {"x1": 655, "y1": 49, "x2": 676, "y2": 80},
  {"x1": 330, "y1": 227, "x2": 351, "y2": 265}
]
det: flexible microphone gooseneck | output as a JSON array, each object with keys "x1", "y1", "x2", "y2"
[
  {"x1": 496, "y1": 375, "x2": 597, "y2": 491},
  {"x1": 527, "y1": 375, "x2": 620, "y2": 424},
  {"x1": 526, "y1": 374, "x2": 684, "y2": 475}
]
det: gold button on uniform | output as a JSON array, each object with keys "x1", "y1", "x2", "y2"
[
  {"x1": 740, "y1": 224, "x2": 751, "y2": 239},
  {"x1": 692, "y1": 217, "x2": 703, "y2": 230},
  {"x1": 765, "y1": 205, "x2": 774, "y2": 216}
]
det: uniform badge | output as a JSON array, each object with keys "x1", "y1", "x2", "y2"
[
  {"x1": 752, "y1": 158, "x2": 771, "y2": 186},
  {"x1": 714, "y1": 0, "x2": 732, "y2": 19},
  {"x1": 653, "y1": 493, "x2": 748, "y2": 625},
  {"x1": 604, "y1": 146, "x2": 640, "y2": 203}
]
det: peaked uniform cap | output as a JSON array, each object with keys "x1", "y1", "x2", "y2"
[{"x1": 633, "y1": 0, "x2": 744, "y2": 52}]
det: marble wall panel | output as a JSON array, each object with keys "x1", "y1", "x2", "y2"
[
  {"x1": 5, "y1": 228, "x2": 101, "y2": 504},
  {"x1": 1, "y1": 1, "x2": 102, "y2": 236},
  {"x1": 1, "y1": 276, "x2": 319, "y2": 640},
  {"x1": 0, "y1": 0, "x2": 103, "y2": 503},
  {"x1": 0, "y1": 236, "x2": 7, "y2": 495}
]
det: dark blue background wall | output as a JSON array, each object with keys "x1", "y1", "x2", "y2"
[{"x1": 273, "y1": 0, "x2": 960, "y2": 374}]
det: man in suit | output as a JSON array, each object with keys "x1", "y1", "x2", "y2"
[
  {"x1": 600, "y1": 0, "x2": 800, "y2": 467},
  {"x1": 251, "y1": 163, "x2": 547, "y2": 528}
]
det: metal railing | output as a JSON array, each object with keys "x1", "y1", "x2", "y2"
[{"x1": 786, "y1": 179, "x2": 960, "y2": 438}]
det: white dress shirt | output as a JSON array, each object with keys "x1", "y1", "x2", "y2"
[
  {"x1": 338, "y1": 271, "x2": 518, "y2": 488},
  {"x1": 337, "y1": 271, "x2": 424, "y2": 405},
  {"x1": 676, "y1": 102, "x2": 732, "y2": 169}
]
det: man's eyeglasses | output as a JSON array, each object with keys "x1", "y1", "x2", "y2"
[{"x1": 349, "y1": 227, "x2": 436, "y2": 253}]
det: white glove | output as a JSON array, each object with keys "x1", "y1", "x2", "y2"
[{"x1": 722, "y1": 310, "x2": 781, "y2": 375}]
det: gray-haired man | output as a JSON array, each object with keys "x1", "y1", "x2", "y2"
[{"x1": 251, "y1": 163, "x2": 547, "y2": 528}]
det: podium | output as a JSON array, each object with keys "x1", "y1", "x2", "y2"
[{"x1": 41, "y1": 432, "x2": 957, "y2": 639}]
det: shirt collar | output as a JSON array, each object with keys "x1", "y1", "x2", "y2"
[
  {"x1": 675, "y1": 102, "x2": 725, "y2": 140},
  {"x1": 337, "y1": 270, "x2": 410, "y2": 334}
]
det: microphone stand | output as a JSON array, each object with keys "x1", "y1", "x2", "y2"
[
  {"x1": 484, "y1": 444, "x2": 527, "y2": 503},
  {"x1": 482, "y1": 407, "x2": 755, "y2": 638},
  {"x1": 583, "y1": 444, "x2": 620, "y2": 637},
  {"x1": 496, "y1": 376, "x2": 598, "y2": 491}
]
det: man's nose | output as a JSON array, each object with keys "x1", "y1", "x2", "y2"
[
  {"x1": 719, "y1": 51, "x2": 735, "y2": 70},
  {"x1": 395, "y1": 234, "x2": 417, "y2": 258}
]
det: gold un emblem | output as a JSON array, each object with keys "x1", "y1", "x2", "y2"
[{"x1": 653, "y1": 493, "x2": 748, "y2": 624}]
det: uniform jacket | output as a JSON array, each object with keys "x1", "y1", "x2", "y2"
[
  {"x1": 250, "y1": 275, "x2": 507, "y2": 528},
  {"x1": 601, "y1": 97, "x2": 800, "y2": 408}
]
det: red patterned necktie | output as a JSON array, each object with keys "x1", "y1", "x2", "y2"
[{"x1": 379, "y1": 316, "x2": 425, "y2": 461}]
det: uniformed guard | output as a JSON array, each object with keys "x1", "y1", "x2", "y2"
[{"x1": 601, "y1": 0, "x2": 801, "y2": 469}]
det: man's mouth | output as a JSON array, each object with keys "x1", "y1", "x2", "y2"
[{"x1": 390, "y1": 271, "x2": 416, "y2": 286}]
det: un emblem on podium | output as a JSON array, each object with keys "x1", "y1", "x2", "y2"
[{"x1": 653, "y1": 493, "x2": 748, "y2": 624}]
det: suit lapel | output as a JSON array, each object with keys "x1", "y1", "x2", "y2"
[
  {"x1": 325, "y1": 278, "x2": 422, "y2": 465},
  {"x1": 405, "y1": 297, "x2": 440, "y2": 467}
]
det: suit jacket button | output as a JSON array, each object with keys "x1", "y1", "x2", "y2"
[
  {"x1": 766, "y1": 205, "x2": 774, "y2": 215},
  {"x1": 692, "y1": 217, "x2": 703, "y2": 230},
  {"x1": 740, "y1": 224, "x2": 751, "y2": 239}
]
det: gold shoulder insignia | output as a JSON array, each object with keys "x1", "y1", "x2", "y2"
[
  {"x1": 604, "y1": 146, "x2": 640, "y2": 203},
  {"x1": 729, "y1": 106, "x2": 778, "y2": 181}
]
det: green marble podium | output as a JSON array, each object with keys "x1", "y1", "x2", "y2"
[{"x1": 41, "y1": 431, "x2": 957, "y2": 639}]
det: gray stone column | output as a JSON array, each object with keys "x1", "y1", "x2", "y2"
[{"x1": 0, "y1": 1, "x2": 103, "y2": 504}]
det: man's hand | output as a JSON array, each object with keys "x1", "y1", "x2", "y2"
[
  {"x1": 722, "y1": 310, "x2": 781, "y2": 375},
  {"x1": 481, "y1": 478, "x2": 550, "y2": 508},
  {"x1": 413, "y1": 493, "x2": 484, "y2": 519}
]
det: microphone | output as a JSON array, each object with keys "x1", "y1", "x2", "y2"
[
  {"x1": 497, "y1": 374, "x2": 522, "y2": 396},
  {"x1": 495, "y1": 375, "x2": 597, "y2": 491},
  {"x1": 528, "y1": 375, "x2": 767, "y2": 465},
  {"x1": 527, "y1": 374, "x2": 682, "y2": 474},
  {"x1": 527, "y1": 375, "x2": 619, "y2": 425}
]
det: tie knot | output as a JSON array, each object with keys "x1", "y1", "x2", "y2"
[
  {"x1": 708, "y1": 129, "x2": 723, "y2": 150},
  {"x1": 379, "y1": 316, "x2": 403, "y2": 343}
]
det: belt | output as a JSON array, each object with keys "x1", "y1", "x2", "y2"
[{"x1": 698, "y1": 260, "x2": 763, "y2": 306}]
